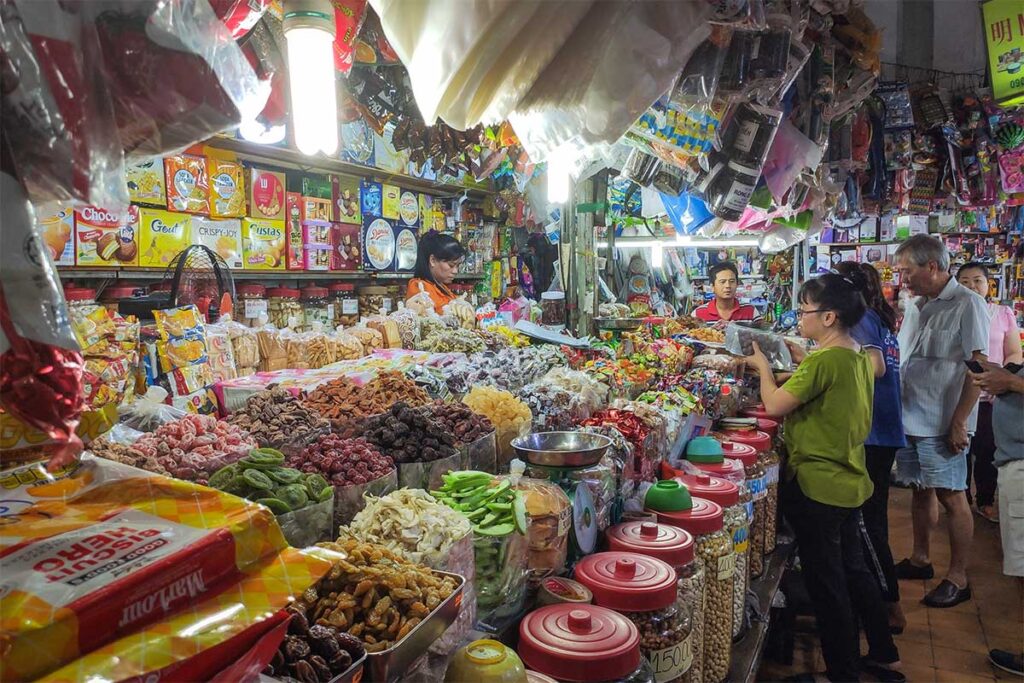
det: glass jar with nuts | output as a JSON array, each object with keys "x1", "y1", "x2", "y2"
[
  {"x1": 720, "y1": 439, "x2": 766, "y2": 579},
  {"x1": 606, "y1": 522, "x2": 702, "y2": 683},
  {"x1": 649, "y1": 498, "x2": 734, "y2": 683},
  {"x1": 267, "y1": 287, "x2": 302, "y2": 330},
  {"x1": 675, "y1": 474, "x2": 749, "y2": 640},
  {"x1": 749, "y1": 418, "x2": 782, "y2": 555},
  {"x1": 574, "y1": 552, "x2": 691, "y2": 683}
]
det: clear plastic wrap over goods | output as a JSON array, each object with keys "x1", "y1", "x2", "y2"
[
  {"x1": 473, "y1": 530, "x2": 528, "y2": 623},
  {"x1": 0, "y1": 455, "x2": 328, "y2": 682},
  {"x1": 723, "y1": 324, "x2": 793, "y2": 371},
  {"x1": 117, "y1": 386, "x2": 186, "y2": 432},
  {"x1": 397, "y1": 450, "x2": 463, "y2": 491},
  {"x1": 515, "y1": 476, "x2": 571, "y2": 584},
  {"x1": 0, "y1": 171, "x2": 85, "y2": 470},
  {"x1": 459, "y1": 430, "x2": 498, "y2": 474},
  {"x1": 276, "y1": 495, "x2": 335, "y2": 548},
  {"x1": 333, "y1": 468, "x2": 398, "y2": 528}
]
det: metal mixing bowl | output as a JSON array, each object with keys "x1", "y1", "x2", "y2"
[{"x1": 511, "y1": 431, "x2": 613, "y2": 467}]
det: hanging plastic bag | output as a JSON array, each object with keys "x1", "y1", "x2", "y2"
[
  {"x1": 118, "y1": 386, "x2": 188, "y2": 432},
  {"x1": 0, "y1": 1, "x2": 128, "y2": 208},
  {"x1": 0, "y1": 168, "x2": 85, "y2": 471}
]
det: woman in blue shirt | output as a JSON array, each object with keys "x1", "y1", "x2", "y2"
[{"x1": 836, "y1": 261, "x2": 907, "y2": 634}]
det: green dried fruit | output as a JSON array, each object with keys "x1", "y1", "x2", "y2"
[
  {"x1": 317, "y1": 486, "x2": 334, "y2": 503},
  {"x1": 266, "y1": 467, "x2": 303, "y2": 485},
  {"x1": 244, "y1": 448, "x2": 285, "y2": 466},
  {"x1": 208, "y1": 464, "x2": 239, "y2": 489},
  {"x1": 243, "y1": 468, "x2": 274, "y2": 490},
  {"x1": 278, "y1": 484, "x2": 309, "y2": 510},
  {"x1": 255, "y1": 497, "x2": 292, "y2": 515},
  {"x1": 303, "y1": 473, "x2": 330, "y2": 498}
]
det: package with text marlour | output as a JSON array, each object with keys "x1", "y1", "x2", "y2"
[{"x1": 0, "y1": 456, "x2": 309, "y2": 682}]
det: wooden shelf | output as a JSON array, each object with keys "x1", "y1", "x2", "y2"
[
  {"x1": 57, "y1": 267, "x2": 486, "y2": 282},
  {"x1": 206, "y1": 137, "x2": 496, "y2": 200}
]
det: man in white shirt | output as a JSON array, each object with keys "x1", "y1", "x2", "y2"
[{"x1": 893, "y1": 235, "x2": 989, "y2": 608}]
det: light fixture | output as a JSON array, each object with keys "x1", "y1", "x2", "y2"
[
  {"x1": 596, "y1": 236, "x2": 761, "y2": 249},
  {"x1": 546, "y1": 146, "x2": 575, "y2": 205},
  {"x1": 284, "y1": 0, "x2": 338, "y2": 156},
  {"x1": 239, "y1": 117, "x2": 287, "y2": 145}
]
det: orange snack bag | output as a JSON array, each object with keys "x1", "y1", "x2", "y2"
[{"x1": 164, "y1": 154, "x2": 210, "y2": 214}]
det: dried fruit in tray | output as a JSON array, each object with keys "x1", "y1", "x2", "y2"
[
  {"x1": 298, "y1": 538, "x2": 459, "y2": 652},
  {"x1": 420, "y1": 400, "x2": 494, "y2": 446},
  {"x1": 263, "y1": 607, "x2": 366, "y2": 682},
  {"x1": 130, "y1": 414, "x2": 257, "y2": 485},
  {"x1": 227, "y1": 386, "x2": 329, "y2": 452},
  {"x1": 209, "y1": 448, "x2": 335, "y2": 512},
  {"x1": 357, "y1": 402, "x2": 457, "y2": 464}
]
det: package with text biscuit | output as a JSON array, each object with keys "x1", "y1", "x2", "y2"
[
  {"x1": 0, "y1": 456, "x2": 325, "y2": 682},
  {"x1": 242, "y1": 218, "x2": 286, "y2": 270},
  {"x1": 164, "y1": 154, "x2": 211, "y2": 214}
]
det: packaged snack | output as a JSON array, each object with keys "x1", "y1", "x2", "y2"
[
  {"x1": 164, "y1": 153, "x2": 210, "y2": 214},
  {"x1": 394, "y1": 225, "x2": 418, "y2": 272},
  {"x1": 360, "y1": 180, "x2": 383, "y2": 217},
  {"x1": 0, "y1": 456, "x2": 317, "y2": 682},
  {"x1": 300, "y1": 196, "x2": 333, "y2": 222},
  {"x1": 38, "y1": 205, "x2": 75, "y2": 266},
  {"x1": 286, "y1": 216, "x2": 304, "y2": 271},
  {"x1": 154, "y1": 304, "x2": 205, "y2": 340},
  {"x1": 137, "y1": 208, "x2": 192, "y2": 268},
  {"x1": 302, "y1": 222, "x2": 333, "y2": 272},
  {"x1": 191, "y1": 216, "x2": 243, "y2": 269},
  {"x1": 362, "y1": 217, "x2": 396, "y2": 270},
  {"x1": 204, "y1": 325, "x2": 238, "y2": 382},
  {"x1": 242, "y1": 218, "x2": 286, "y2": 270},
  {"x1": 333, "y1": 175, "x2": 362, "y2": 224},
  {"x1": 207, "y1": 156, "x2": 246, "y2": 218},
  {"x1": 398, "y1": 190, "x2": 420, "y2": 227},
  {"x1": 382, "y1": 182, "x2": 400, "y2": 219},
  {"x1": 300, "y1": 174, "x2": 333, "y2": 199},
  {"x1": 75, "y1": 206, "x2": 140, "y2": 266},
  {"x1": 249, "y1": 167, "x2": 286, "y2": 220},
  {"x1": 332, "y1": 222, "x2": 361, "y2": 270},
  {"x1": 125, "y1": 158, "x2": 167, "y2": 206}
]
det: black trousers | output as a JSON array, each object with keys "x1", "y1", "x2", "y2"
[
  {"x1": 783, "y1": 479, "x2": 900, "y2": 683},
  {"x1": 862, "y1": 445, "x2": 901, "y2": 603},
  {"x1": 966, "y1": 401, "x2": 997, "y2": 507}
]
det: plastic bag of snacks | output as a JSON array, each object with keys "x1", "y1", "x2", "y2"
[
  {"x1": 0, "y1": 456, "x2": 329, "y2": 682},
  {"x1": 348, "y1": 324, "x2": 384, "y2": 353},
  {"x1": 224, "y1": 320, "x2": 259, "y2": 375},
  {"x1": 333, "y1": 329, "x2": 366, "y2": 360},
  {"x1": 204, "y1": 323, "x2": 238, "y2": 381},
  {"x1": 442, "y1": 296, "x2": 476, "y2": 329},
  {"x1": 256, "y1": 326, "x2": 288, "y2": 371},
  {"x1": 462, "y1": 385, "x2": 532, "y2": 471},
  {"x1": 511, "y1": 469, "x2": 572, "y2": 585},
  {"x1": 117, "y1": 386, "x2": 187, "y2": 432},
  {"x1": 305, "y1": 331, "x2": 336, "y2": 369}
]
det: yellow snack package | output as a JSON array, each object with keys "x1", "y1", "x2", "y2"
[
  {"x1": 208, "y1": 157, "x2": 246, "y2": 218},
  {"x1": 0, "y1": 457, "x2": 323, "y2": 682},
  {"x1": 126, "y1": 158, "x2": 167, "y2": 206},
  {"x1": 154, "y1": 304, "x2": 205, "y2": 340},
  {"x1": 242, "y1": 218, "x2": 286, "y2": 270},
  {"x1": 138, "y1": 208, "x2": 192, "y2": 267}
]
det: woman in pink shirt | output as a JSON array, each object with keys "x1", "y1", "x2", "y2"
[{"x1": 957, "y1": 262, "x2": 1023, "y2": 522}]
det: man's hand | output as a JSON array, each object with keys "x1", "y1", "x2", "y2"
[
  {"x1": 970, "y1": 361, "x2": 1023, "y2": 396},
  {"x1": 948, "y1": 419, "x2": 970, "y2": 454}
]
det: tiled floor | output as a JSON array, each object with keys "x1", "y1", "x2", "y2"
[{"x1": 757, "y1": 487, "x2": 1024, "y2": 682}]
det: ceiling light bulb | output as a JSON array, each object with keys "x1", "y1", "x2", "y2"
[{"x1": 284, "y1": 1, "x2": 338, "y2": 156}]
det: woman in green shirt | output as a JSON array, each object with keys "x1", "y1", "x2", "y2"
[{"x1": 747, "y1": 273, "x2": 902, "y2": 683}]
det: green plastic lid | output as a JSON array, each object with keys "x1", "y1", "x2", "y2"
[
  {"x1": 644, "y1": 480, "x2": 693, "y2": 513},
  {"x1": 685, "y1": 436, "x2": 724, "y2": 464}
]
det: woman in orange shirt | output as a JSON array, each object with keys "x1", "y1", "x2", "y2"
[{"x1": 406, "y1": 231, "x2": 468, "y2": 314}]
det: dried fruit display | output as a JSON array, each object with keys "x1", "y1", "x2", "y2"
[
  {"x1": 227, "y1": 387, "x2": 329, "y2": 450},
  {"x1": 130, "y1": 414, "x2": 256, "y2": 484},
  {"x1": 88, "y1": 437, "x2": 170, "y2": 477},
  {"x1": 420, "y1": 400, "x2": 494, "y2": 446},
  {"x1": 357, "y1": 402, "x2": 457, "y2": 464},
  {"x1": 298, "y1": 538, "x2": 460, "y2": 652},
  {"x1": 208, "y1": 448, "x2": 334, "y2": 514},
  {"x1": 263, "y1": 608, "x2": 366, "y2": 683},
  {"x1": 289, "y1": 434, "x2": 394, "y2": 487},
  {"x1": 303, "y1": 371, "x2": 430, "y2": 423}
]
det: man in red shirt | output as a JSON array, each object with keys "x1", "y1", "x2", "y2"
[{"x1": 693, "y1": 261, "x2": 757, "y2": 322}]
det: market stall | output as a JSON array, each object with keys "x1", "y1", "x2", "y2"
[{"x1": 2, "y1": 0, "x2": 1023, "y2": 682}]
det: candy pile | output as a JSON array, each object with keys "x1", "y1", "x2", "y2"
[
  {"x1": 131, "y1": 415, "x2": 256, "y2": 484},
  {"x1": 208, "y1": 448, "x2": 333, "y2": 514},
  {"x1": 517, "y1": 383, "x2": 589, "y2": 431},
  {"x1": 357, "y1": 402, "x2": 457, "y2": 464},
  {"x1": 290, "y1": 434, "x2": 395, "y2": 487},
  {"x1": 227, "y1": 387, "x2": 328, "y2": 449}
]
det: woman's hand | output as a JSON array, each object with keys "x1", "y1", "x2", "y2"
[
  {"x1": 785, "y1": 339, "x2": 807, "y2": 365},
  {"x1": 971, "y1": 361, "x2": 1024, "y2": 396},
  {"x1": 746, "y1": 341, "x2": 773, "y2": 375}
]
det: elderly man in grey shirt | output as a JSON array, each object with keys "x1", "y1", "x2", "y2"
[
  {"x1": 893, "y1": 235, "x2": 989, "y2": 608},
  {"x1": 971, "y1": 361, "x2": 1024, "y2": 676}
]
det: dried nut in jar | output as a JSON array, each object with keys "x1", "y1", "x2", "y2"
[{"x1": 696, "y1": 532, "x2": 734, "y2": 683}]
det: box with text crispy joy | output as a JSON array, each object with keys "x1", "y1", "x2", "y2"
[
  {"x1": 192, "y1": 216, "x2": 243, "y2": 269},
  {"x1": 75, "y1": 205, "x2": 140, "y2": 266}
]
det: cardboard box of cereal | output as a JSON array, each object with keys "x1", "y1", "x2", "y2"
[
  {"x1": 75, "y1": 205, "x2": 139, "y2": 266},
  {"x1": 137, "y1": 208, "x2": 192, "y2": 268},
  {"x1": 192, "y1": 216, "x2": 242, "y2": 269},
  {"x1": 39, "y1": 205, "x2": 75, "y2": 266},
  {"x1": 242, "y1": 218, "x2": 286, "y2": 270}
]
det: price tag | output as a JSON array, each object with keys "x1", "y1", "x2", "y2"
[
  {"x1": 342, "y1": 299, "x2": 359, "y2": 315},
  {"x1": 717, "y1": 551, "x2": 737, "y2": 581},
  {"x1": 243, "y1": 299, "x2": 268, "y2": 319},
  {"x1": 732, "y1": 523, "x2": 749, "y2": 555},
  {"x1": 649, "y1": 631, "x2": 694, "y2": 681}
]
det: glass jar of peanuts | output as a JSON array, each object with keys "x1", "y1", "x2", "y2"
[
  {"x1": 606, "y1": 522, "x2": 704, "y2": 683},
  {"x1": 648, "y1": 497, "x2": 733, "y2": 683},
  {"x1": 718, "y1": 434, "x2": 768, "y2": 578},
  {"x1": 574, "y1": 552, "x2": 691, "y2": 683}
]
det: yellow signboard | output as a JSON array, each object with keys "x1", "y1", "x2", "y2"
[{"x1": 982, "y1": 0, "x2": 1024, "y2": 105}]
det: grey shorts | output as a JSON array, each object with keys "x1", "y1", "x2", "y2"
[{"x1": 896, "y1": 435, "x2": 968, "y2": 491}]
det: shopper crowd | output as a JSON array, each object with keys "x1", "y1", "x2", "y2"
[{"x1": 745, "y1": 234, "x2": 1022, "y2": 682}]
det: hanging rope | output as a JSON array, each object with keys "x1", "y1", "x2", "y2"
[{"x1": 880, "y1": 62, "x2": 988, "y2": 94}]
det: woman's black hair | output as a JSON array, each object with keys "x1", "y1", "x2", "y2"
[
  {"x1": 834, "y1": 261, "x2": 897, "y2": 332},
  {"x1": 708, "y1": 261, "x2": 739, "y2": 282},
  {"x1": 414, "y1": 231, "x2": 467, "y2": 282},
  {"x1": 956, "y1": 261, "x2": 990, "y2": 280},
  {"x1": 799, "y1": 272, "x2": 867, "y2": 329}
]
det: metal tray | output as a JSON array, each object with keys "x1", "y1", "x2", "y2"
[
  {"x1": 365, "y1": 571, "x2": 465, "y2": 682},
  {"x1": 259, "y1": 650, "x2": 366, "y2": 683},
  {"x1": 512, "y1": 431, "x2": 612, "y2": 467},
  {"x1": 593, "y1": 316, "x2": 643, "y2": 331}
]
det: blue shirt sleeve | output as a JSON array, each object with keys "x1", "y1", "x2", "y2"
[{"x1": 851, "y1": 310, "x2": 883, "y2": 350}]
